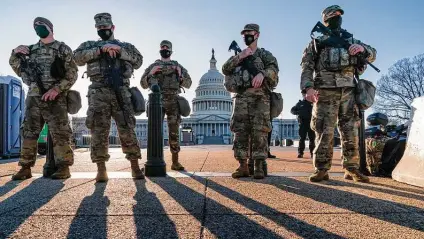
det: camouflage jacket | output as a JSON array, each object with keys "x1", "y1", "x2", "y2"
[
  {"x1": 9, "y1": 40, "x2": 78, "y2": 96},
  {"x1": 366, "y1": 136, "x2": 391, "y2": 175},
  {"x1": 300, "y1": 29, "x2": 377, "y2": 90},
  {"x1": 140, "y1": 59, "x2": 192, "y2": 94},
  {"x1": 73, "y1": 38, "x2": 142, "y2": 83},
  {"x1": 222, "y1": 47, "x2": 279, "y2": 94}
]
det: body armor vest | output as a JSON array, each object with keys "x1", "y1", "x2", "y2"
[
  {"x1": 27, "y1": 41, "x2": 63, "y2": 94},
  {"x1": 315, "y1": 31, "x2": 359, "y2": 72},
  {"x1": 85, "y1": 40, "x2": 133, "y2": 84},
  {"x1": 149, "y1": 61, "x2": 180, "y2": 92}
]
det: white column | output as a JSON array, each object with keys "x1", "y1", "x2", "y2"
[{"x1": 220, "y1": 123, "x2": 222, "y2": 136}]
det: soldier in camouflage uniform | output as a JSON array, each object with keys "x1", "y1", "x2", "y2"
[
  {"x1": 300, "y1": 5, "x2": 377, "y2": 182},
  {"x1": 9, "y1": 17, "x2": 78, "y2": 180},
  {"x1": 140, "y1": 40, "x2": 192, "y2": 171},
  {"x1": 222, "y1": 24, "x2": 279, "y2": 179},
  {"x1": 73, "y1": 13, "x2": 144, "y2": 182},
  {"x1": 366, "y1": 133, "x2": 390, "y2": 175}
]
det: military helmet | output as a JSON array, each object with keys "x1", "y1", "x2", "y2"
[{"x1": 321, "y1": 5, "x2": 344, "y2": 22}]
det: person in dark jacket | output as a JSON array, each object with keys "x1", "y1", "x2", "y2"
[{"x1": 291, "y1": 90, "x2": 315, "y2": 158}]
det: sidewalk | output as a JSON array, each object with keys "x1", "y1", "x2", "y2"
[{"x1": 0, "y1": 146, "x2": 423, "y2": 238}]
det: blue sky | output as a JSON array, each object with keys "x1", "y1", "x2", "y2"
[{"x1": 1, "y1": 0, "x2": 423, "y2": 120}]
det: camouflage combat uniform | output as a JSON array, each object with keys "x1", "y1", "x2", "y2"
[
  {"x1": 73, "y1": 13, "x2": 144, "y2": 182},
  {"x1": 365, "y1": 136, "x2": 390, "y2": 175},
  {"x1": 9, "y1": 17, "x2": 78, "y2": 180},
  {"x1": 300, "y1": 5, "x2": 377, "y2": 182},
  {"x1": 222, "y1": 24, "x2": 279, "y2": 179},
  {"x1": 140, "y1": 40, "x2": 192, "y2": 170}
]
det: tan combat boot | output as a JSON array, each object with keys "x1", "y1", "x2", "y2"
[
  {"x1": 51, "y1": 166, "x2": 71, "y2": 179},
  {"x1": 96, "y1": 162, "x2": 108, "y2": 182},
  {"x1": 12, "y1": 166, "x2": 32, "y2": 180},
  {"x1": 171, "y1": 153, "x2": 185, "y2": 171},
  {"x1": 344, "y1": 168, "x2": 370, "y2": 183},
  {"x1": 130, "y1": 160, "x2": 145, "y2": 179},
  {"x1": 309, "y1": 170, "x2": 329, "y2": 182},
  {"x1": 253, "y1": 159, "x2": 265, "y2": 179},
  {"x1": 232, "y1": 159, "x2": 250, "y2": 178},
  {"x1": 344, "y1": 171, "x2": 353, "y2": 180}
]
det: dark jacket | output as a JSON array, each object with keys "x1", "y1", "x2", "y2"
[{"x1": 291, "y1": 99, "x2": 313, "y2": 122}]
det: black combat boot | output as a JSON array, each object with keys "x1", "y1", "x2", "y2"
[
  {"x1": 309, "y1": 169, "x2": 329, "y2": 182},
  {"x1": 232, "y1": 159, "x2": 250, "y2": 178},
  {"x1": 130, "y1": 160, "x2": 145, "y2": 179},
  {"x1": 253, "y1": 159, "x2": 265, "y2": 179},
  {"x1": 51, "y1": 166, "x2": 71, "y2": 179},
  {"x1": 297, "y1": 153, "x2": 303, "y2": 158},
  {"x1": 43, "y1": 160, "x2": 58, "y2": 178},
  {"x1": 344, "y1": 168, "x2": 370, "y2": 183},
  {"x1": 12, "y1": 165, "x2": 32, "y2": 180},
  {"x1": 171, "y1": 153, "x2": 185, "y2": 171},
  {"x1": 43, "y1": 167, "x2": 56, "y2": 178},
  {"x1": 248, "y1": 158, "x2": 254, "y2": 176},
  {"x1": 268, "y1": 151, "x2": 276, "y2": 158},
  {"x1": 96, "y1": 162, "x2": 108, "y2": 182}
]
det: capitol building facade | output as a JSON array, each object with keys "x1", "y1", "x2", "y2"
[{"x1": 71, "y1": 49, "x2": 299, "y2": 147}]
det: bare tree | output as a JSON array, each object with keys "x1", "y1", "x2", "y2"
[{"x1": 374, "y1": 53, "x2": 424, "y2": 123}]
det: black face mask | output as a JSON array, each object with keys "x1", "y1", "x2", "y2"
[
  {"x1": 160, "y1": 49, "x2": 172, "y2": 58},
  {"x1": 327, "y1": 15, "x2": 342, "y2": 29},
  {"x1": 97, "y1": 29, "x2": 112, "y2": 40},
  {"x1": 243, "y1": 34, "x2": 256, "y2": 46},
  {"x1": 35, "y1": 25, "x2": 50, "y2": 39}
]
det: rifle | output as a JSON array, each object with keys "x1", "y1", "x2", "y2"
[
  {"x1": 228, "y1": 40, "x2": 261, "y2": 79},
  {"x1": 310, "y1": 22, "x2": 380, "y2": 73},
  {"x1": 310, "y1": 22, "x2": 380, "y2": 175},
  {"x1": 17, "y1": 54, "x2": 47, "y2": 95},
  {"x1": 100, "y1": 50, "x2": 129, "y2": 126}
]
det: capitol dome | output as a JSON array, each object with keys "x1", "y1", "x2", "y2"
[{"x1": 191, "y1": 49, "x2": 233, "y2": 118}]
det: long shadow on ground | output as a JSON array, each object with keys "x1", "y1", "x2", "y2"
[
  {"x1": 369, "y1": 181, "x2": 424, "y2": 196},
  {"x1": 0, "y1": 180, "x2": 22, "y2": 198},
  {"x1": 67, "y1": 182, "x2": 109, "y2": 238},
  {"x1": 260, "y1": 177, "x2": 424, "y2": 231},
  {"x1": 0, "y1": 178, "x2": 65, "y2": 238},
  {"x1": 154, "y1": 176, "x2": 344, "y2": 239},
  {"x1": 133, "y1": 180, "x2": 178, "y2": 239}
]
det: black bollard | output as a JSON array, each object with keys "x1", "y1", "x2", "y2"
[
  {"x1": 44, "y1": 126, "x2": 57, "y2": 176},
  {"x1": 358, "y1": 110, "x2": 370, "y2": 175},
  {"x1": 144, "y1": 84, "x2": 167, "y2": 177}
]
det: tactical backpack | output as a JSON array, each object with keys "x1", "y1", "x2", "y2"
[
  {"x1": 270, "y1": 91, "x2": 283, "y2": 118},
  {"x1": 355, "y1": 78, "x2": 376, "y2": 111},
  {"x1": 129, "y1": 87, "x2": 145, "y2": 116},
  {"x1": 177, "y1": 95, "x2": 191, "y2": 117}
]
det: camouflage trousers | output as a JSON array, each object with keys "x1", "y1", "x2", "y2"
[
  {"x1": 162, "y1": 93, "x2": 181, "y2": 154},
  {"x1": 231, "y1": 91, "x2": 271, "y2": 160},
  {"x1": 311, "y1": 87, "x2": 360, "y2": 170},
  {"x1": 20, "y1": 95, "x2": 73, "y2": 167},
  {"x1": 366, "y1": 136, "x2": 390, "y2": 175},
  {"x1": 85, "y1": 85, "x2": 141, "y2": 163}
]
